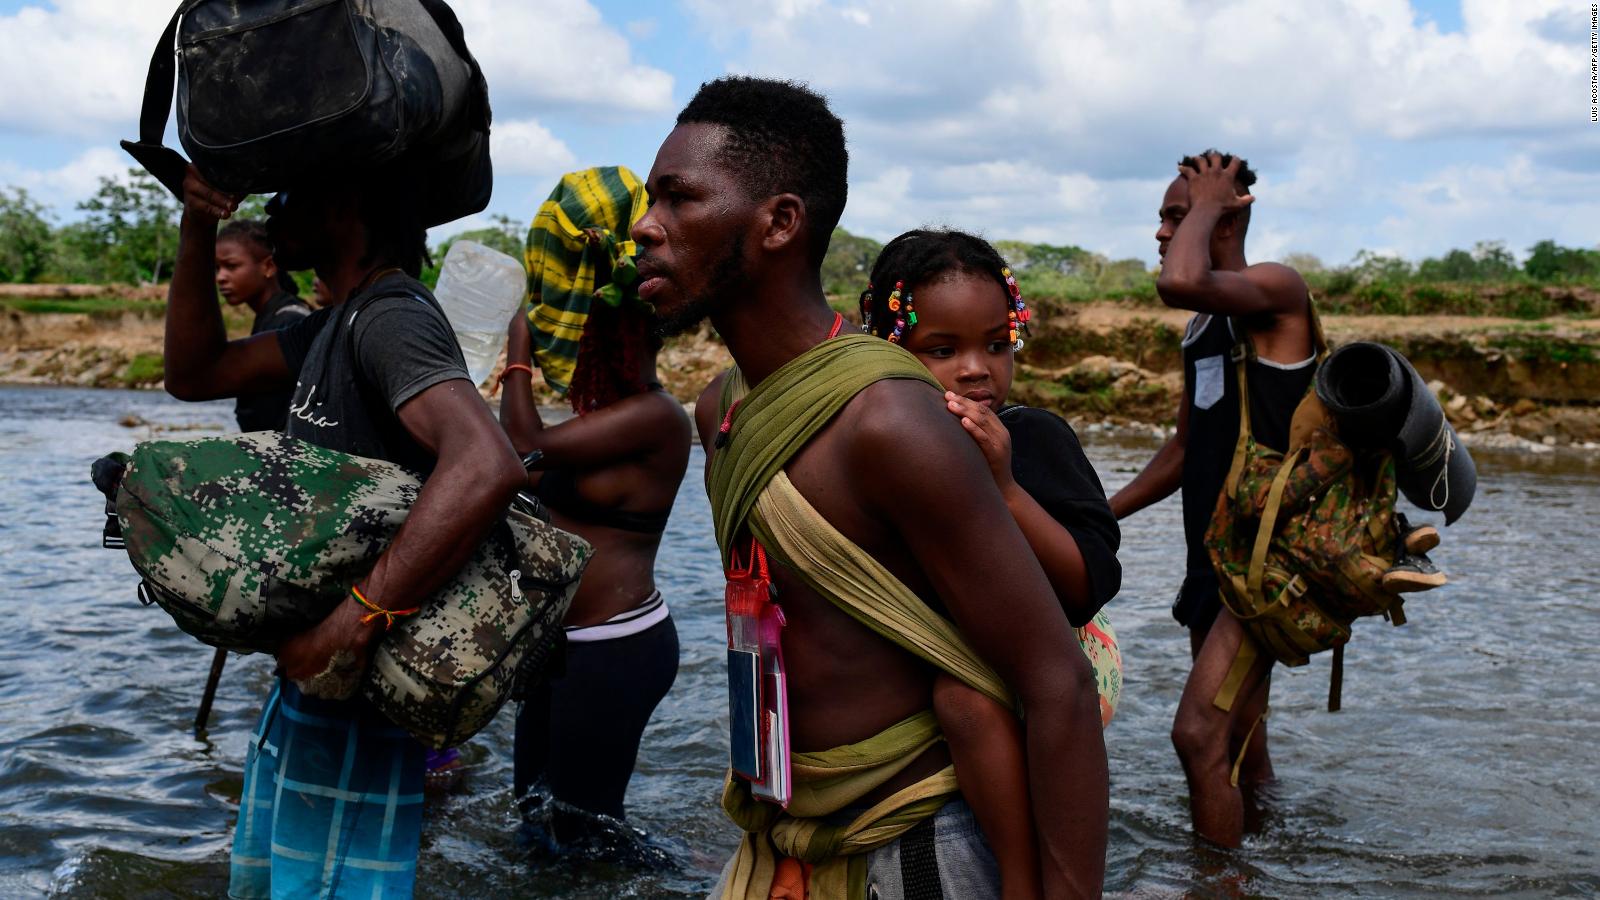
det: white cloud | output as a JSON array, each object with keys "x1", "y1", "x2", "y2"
[
  {"x1": 0, "y1": 0, "x2": 672, "y2": 140},
  {"x1": 842, "y1": 166, "x2": 912, "y2": 233},
  {"x1": 5, "y1": 0, "x2": 1591, "y2": 267},
  {"x1": 0, "y1": 146, "x2": 130, "y2": 210},
  {"x1": 0, "y1": 0, "x2": 172, "y2": 138},
  {"x1": 680, "y1": 0, "x2": 1585, "y2": 262},
  {"x1": 685, "y1": 0, "x2": 829, "y2": 42},
  {"x1": 1379, "y1": 155, "x2": 1600, "y2": 260},
  {"x1": 840, "y1": 158, "x2": 1156, "y2": 255},
  {"x1": 455, "y1": 0, "x2": 673, "y2": 117},
  {"x1": 691, "y1": 0, "x2": 1576, "y2": 171},
  {"x1": 491, "y1": 118, "x2": 577, "y2": 177}
]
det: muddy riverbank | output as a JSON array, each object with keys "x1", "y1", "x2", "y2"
[{"x1": 3, "y1": 299, "x2": 1598, "y2": 449}]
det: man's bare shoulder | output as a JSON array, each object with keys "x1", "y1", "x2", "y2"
[
  {"x1": 1244, "y1": 261, "x2": 1309, "y2": 297},
  {"x1": 837, "y1": 377, "x2": 953, "y2": 449},
  {"x1": 694, "y1": 370, "x2": 732, "y2": 452},
  {"x1": 832, "y1": 378, "x2": 988, "y2": 504}
]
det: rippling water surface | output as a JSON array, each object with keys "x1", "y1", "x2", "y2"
[{"x1": 1, "y1": 385, "x2": 1596, "y2": 897}]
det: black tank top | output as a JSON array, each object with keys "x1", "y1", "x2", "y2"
[
  {"x1": 1177, "y1": 314, "x2": 1315, "y2": 623},
  {"x1": 533, "y1": 468, "x2": 671, "y2": 534}
]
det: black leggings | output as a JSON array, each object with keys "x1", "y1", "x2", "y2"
[{"x1": 513, "y1": 614, "x2": 679, "y2": 822}]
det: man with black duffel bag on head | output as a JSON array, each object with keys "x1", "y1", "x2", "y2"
[
  {"x1": 166, "y1": 166, "x2": 526, "y2": 899},
  {"x1": 124, "y1": 1, "x2": 507, "y2": 894},
  {"x1": 123, "y1": 0, "x2": 491, "y2": 228}
]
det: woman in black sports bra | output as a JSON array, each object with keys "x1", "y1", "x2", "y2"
[{"x1": 499, "y1": 272, "x2": 690, "y2": 851}]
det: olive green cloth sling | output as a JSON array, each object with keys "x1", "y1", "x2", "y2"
[{"x1": 706, "y1": 335, "x2": 1013, "y2": 899}]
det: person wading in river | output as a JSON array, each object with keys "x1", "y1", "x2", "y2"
[
  {"x1": 639, "y1": 75, "x2": 1108, "y2": 899},
  {"x1": 498, "y1": 166, "x2": 689, "y2": 852},
  {"x1": 163, "y1": 166, "x2": 527, "y2": 897},
  {"x1": 213, "y1": 219, "x2": 310, "y2": 432},
  {"x1": 1109, "y1": 150, "x2": 1315, "y2": 847}
]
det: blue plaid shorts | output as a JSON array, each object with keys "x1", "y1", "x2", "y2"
[{"x1": 229, "y1": 680, "x2": 426, "y2": 899}]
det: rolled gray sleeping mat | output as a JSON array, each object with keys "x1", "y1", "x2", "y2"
[{"x1": 1314, "y1": 341, "x2": 1476, "y2": 524}]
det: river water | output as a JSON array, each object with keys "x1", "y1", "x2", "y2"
[{"x1": 1, "y1": 384, "x2": 1596, "y2": 898}]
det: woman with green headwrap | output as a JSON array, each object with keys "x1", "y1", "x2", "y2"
[{"x1": 498, "y1": 167, "x2": 690, "y2": 849}]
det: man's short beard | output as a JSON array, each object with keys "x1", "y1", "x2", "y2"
[
  {"x1": 652, "y1": 291, "x2": 720, "y2": 338},
  {"x1": 651, "y1": 233, "x2": 746, "y2": 338}
]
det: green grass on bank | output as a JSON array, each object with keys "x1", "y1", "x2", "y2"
[
  {"x1": 1303, "y1": 280, "x2": 1594, "y2": 319},
  {"x1": 991, "y1": 271, "x2": 1596, "y2": 320},
  {"x1": 0, "y1": 296, "x2": 165, "y2": 317},
  {"x1": 6, "y1": 285, "x2": 1587, "y2": 326},
  {"x1": 819, "y1": 229, "x2": 1600, "y2": 320},
  {"x1": 120, "y1": 352, "x2": 164, "y2": 385},
  {"x1": 0, "y1": 296, "x2": 256, "y2": 332},
  {"x1": 828, "y1": 275, "x2": 1596, "y2": 321}
]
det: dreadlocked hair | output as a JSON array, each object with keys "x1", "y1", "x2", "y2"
[
  {"x1": 217, "y1": 218, "x2": 298, "y2": 294},
  {"x1": 567, "y1": 298, "x2": 661, "y2": 416},
  {"x1": 859, "y1": 229, "x2": 1031, "y2": 347}
]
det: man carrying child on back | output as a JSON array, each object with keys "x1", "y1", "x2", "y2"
[
  {"x1": 163, "y1": 167, "x2": 527, "y2": 897},
  {"x1": 636, "y1": 75, "x2": 1109, "y2": 898}
]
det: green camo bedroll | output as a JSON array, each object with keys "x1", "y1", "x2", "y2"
[{"x1": 105, "y1": 431, "x2": 591, "y2": 748}]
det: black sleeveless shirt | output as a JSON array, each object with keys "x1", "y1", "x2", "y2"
[{"x1": 1175, "y1": 313, "x2": 1316, "y2": 630}]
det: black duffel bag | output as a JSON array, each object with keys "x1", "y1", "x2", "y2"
[{"x1": 122, "y1": 0, "x2": 492, "y2": 226}]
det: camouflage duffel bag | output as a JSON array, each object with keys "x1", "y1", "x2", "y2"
[{"x1": 106, "y1": 431, "x2": 592, "y2": 748}]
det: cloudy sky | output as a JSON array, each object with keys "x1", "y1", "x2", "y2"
[{"x1": 0, "y1": 0, "x2": 1592, "y2": 266}]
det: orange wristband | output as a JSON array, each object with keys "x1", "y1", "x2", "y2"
[{"x1": 496, "y1": 363, "x2": 535, "y2": 394}]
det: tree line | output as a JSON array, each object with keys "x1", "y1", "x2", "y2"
[{"x1": 2, "y1": 169, "x2": 1597, "y2": 309}]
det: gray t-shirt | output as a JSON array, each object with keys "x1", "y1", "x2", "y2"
[
  {"x1": 276, "y1": 273, "x2": 470, "y2": 474},
  {"x1": 235, "y1": 292, "x2": 313, "y2": 433}
]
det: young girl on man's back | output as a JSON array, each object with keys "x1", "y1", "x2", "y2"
[{"x1": 860, "y1": 229, "x2": 1123, "y2": 897}]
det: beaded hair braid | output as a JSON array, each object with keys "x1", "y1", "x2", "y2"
[
  {"x1": 859, "y1": 229, "x2": 1031, "y2": 349},
  {"x1": 860, "y1": 279, "x2": 919, "y2": 344}
]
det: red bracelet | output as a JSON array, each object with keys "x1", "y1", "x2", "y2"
[
  {"x1": 351, "y1": 584, "x2": 419, "y2": 630},
  {"x1": 496, "y1": 363, "x2": 535, "y2": 394}
]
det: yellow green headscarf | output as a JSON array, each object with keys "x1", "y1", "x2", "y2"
[{"x1": 524, "y1": 166, "x2": 648, "y2": 394}]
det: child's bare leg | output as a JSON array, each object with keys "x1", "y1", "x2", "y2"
[{"x1": 933, "y1": 673, "x2": 1041, "y2": 900}]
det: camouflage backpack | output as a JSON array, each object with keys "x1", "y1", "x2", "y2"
[
  {"x1": 1203, "y1": 312, "x2": 1410, "y2": 707},
  {"x1": 105, "y1": 431, "x2": 591, "y2": 748}
]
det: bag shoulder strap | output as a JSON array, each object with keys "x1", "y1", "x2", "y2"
[
  {"x1": 120, "y1": 1, "x2": 202, "y2": 198},
  {"x1": 1223, "y1": 291, "x2": 1329, "y2": 493},
  {"x1": 340, "y1": 282, "x2": 442, "y2": 402},
  {"x1": 1223, "y1": 326, "x2": 1256, "y2": 497}
]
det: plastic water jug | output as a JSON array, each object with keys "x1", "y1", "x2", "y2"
[{"x1": 432, "y1": 240, "x2": 526, "y2": 386}]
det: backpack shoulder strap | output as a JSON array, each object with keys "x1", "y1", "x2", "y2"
[
  {"x1": 344, "y1": 280, "x2": 443, "y2": 357},
  {"x1": 1224, "y1": 289, "x2": 1331, "y2": 485},
  {"x1": 1222, "y1": 322, "x2": 1255, "y2": 497},
  {"x1": 1288, "y1": 294, "x2": 1333, "y2": 450}
]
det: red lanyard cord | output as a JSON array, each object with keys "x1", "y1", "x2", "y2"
[{"x1": 716, "y1": 312, "x2": 843, "y2": 449}]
